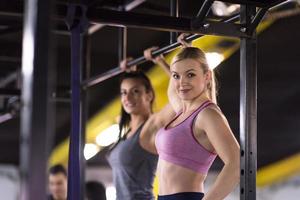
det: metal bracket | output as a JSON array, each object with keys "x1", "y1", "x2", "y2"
[
  {"x1": 65, "y1": 4, "x2": 89, "y2": 33},
  {"x1": 191, "y1": 0, "x2": 214, "y2": 30}
]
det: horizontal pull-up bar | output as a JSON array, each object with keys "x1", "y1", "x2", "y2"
[
  {"x1": 82, "y1": 13, "x2": 240, "y2": 89},
  {"x1": 81, "y1": 34, "x2": 200, "y2": 89}
]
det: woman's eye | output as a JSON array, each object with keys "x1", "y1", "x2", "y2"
[
  {"x1": 187, "y1": 73, "x2": 195, "y2": 78},
  {"x1": 172, "y1": 74, "x2": 179, "y2": 79},
  {"x1": 120, "y1": 91, "x2": 126, "y2": 96},
  {"x1": 133, "y1": 89, "x2": 140, "y2": 94}
]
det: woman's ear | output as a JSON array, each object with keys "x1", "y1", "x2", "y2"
[
  {"x1": 205, "y1": 70, "x2": 212, "y2": 82},
  {"x1": 146, "y1": 91, "x2": 154, "y2": 103}
]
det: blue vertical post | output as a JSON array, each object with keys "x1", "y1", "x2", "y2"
[{"x1": 66, "y1": 5, "x2": 88, "y2": 200}]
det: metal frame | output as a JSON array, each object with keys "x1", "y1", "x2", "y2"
[
  {"x1": 65, "y1": 4, "x2": 89, "y2": 200},
  {"x1": 118, "y1": 27, "x2": 127, "y2": 63},
  {"x1": 79, "y1": 2, "x2": 281, "y2": 200},
  {"x1": 240, "y1": 5, "x2": 257, "y2": 200},
  {"x1": 191, "y1": 0, "x2": 214, "y2": 29},
  {"x1": 80, "y1": 32, "x2": 90, "y2": 200},
  {"x1": 81, "y1": 8, "x2": 249, "y2": 38},
  {"x1": 219, "y1": 0, "x2": 286, "y2": 7},
  {"x1": 82, "y1": 13, "x2": 241, "y2": 89},
  {"x1": 20, "y1": 0, "x2": 55, "y2": 199},
  {"x1": 79, "y1": 2, "x2": 282, "y2": 200},
  {"x1": 118, "y1": 4, "x2": 127, "y2": 63},
  {"x1": 170, "y1": 0, "x2": 179, "y2": 44}
]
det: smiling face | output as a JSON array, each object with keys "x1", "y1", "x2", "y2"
[
  {"x1": 170, "y1": 58, "x2": 211, "y2": 101},
  {"x1": 120, "y1": 78, "x2": 153, "y2": 115}
]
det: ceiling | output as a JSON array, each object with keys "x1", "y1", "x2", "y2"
[{"x1": 0, "y1": 0, "x2": 299, "y2": 169}]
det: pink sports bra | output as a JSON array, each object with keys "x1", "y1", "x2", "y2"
[{"x1": 155, "y1": 100, "x2": 217, "y2": 174}]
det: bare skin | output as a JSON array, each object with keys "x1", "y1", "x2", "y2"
[
  {"x1": 141, "y1": 50, "x2": 240, "y2": 200},
  {"x1": 128, "y1": 36, "x2": 239, "y2": 199},
  {"x1": 120, "y1": 78, "x2": 153, "y2": 140},
  {"x1": 120, "y1": 55, "x2": 176, "y2": 155},
  {"x1": 49, "y1": 173, "x2": 67, "y2": 200}
]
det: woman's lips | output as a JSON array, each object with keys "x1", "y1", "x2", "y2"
[
  {"x1": 125, "y1": 103, "x2": 136, "y2": 108},
  {"x1": 179, "y1": 88, "x2": 191, "y2": 94}
]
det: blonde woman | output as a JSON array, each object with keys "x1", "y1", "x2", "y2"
[{"x1": 141, "y1": 46, "x2": 240, "y2": 200}]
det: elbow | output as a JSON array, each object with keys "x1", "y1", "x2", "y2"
[
  {"x1": 231, "y1": 159, "x2": 240, "y2": 184},
  {"x1": 234, "y1": 160, "x2": 240, "y2": 183},
  {"x1": 224, "y1": 157, "x2": 240, "y2": 184},
  {"x1": 231, "y1": 147, "x2": 240, "y2": 182}
]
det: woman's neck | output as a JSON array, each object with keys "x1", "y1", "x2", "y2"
[
  {"x1": 181, "y1": 93, "x2": 210, "y2": 113},
  {"x1": 129, "y1": 113, "x2": 149, "y2": 130}
]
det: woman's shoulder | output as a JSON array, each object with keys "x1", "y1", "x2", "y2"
[{"x1": 196, "y1": 103, "x2": 226, "y2": 124}]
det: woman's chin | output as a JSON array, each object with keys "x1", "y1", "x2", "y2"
[
  {"x1": 179, "y1": 95, "x2": 192, "y2": 101},
  {"x1": 179, "y1": 94, "x2": 203, "y2": 102},
  {"x1": 124, "y1": 108, "x2": 135, "y2": 114},
  {"x1": 125, "y1": 108, "x2": 142, "y2": 115}
]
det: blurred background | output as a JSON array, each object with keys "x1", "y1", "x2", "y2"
[{"x1": 0, "y1": 0, "x2": 300, "y2": 199}]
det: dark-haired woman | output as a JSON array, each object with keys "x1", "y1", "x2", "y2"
[{"x1": 106, "y1": 62, "x2": 176, "y2": 200}]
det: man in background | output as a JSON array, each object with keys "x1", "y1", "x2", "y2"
[{"x1": 48, "y1": 164, "x2": 67, "y2": 200}]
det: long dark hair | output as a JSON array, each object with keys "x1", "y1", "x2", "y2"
[{"x1": 117, "y1": 71, "x2": 155, "y2": 142}]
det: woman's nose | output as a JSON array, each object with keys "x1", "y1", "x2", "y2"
[
  {"x1": 179, "y1": 76, "x2": 187, "y2": 85},
  {"x1": 123, "y1": 92, "x2": 133, "y2": 101}
]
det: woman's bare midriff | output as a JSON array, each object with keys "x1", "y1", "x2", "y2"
[{"x1": 157, "y1": 159, "x2": 207, "y2": 195}]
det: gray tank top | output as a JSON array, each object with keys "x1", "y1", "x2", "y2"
[{"x1": 107, "y1": 124, "x2": 158, "y2": 200}]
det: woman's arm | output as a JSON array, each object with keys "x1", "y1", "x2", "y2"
[
  {"x1": 140, "y1": 35, "x2": 193, "y2": 152},
  {"x1": 139, "y1": 104, "x2": 176, "y2": 154},
  {"x1": 197, "y1": 108, "x2": 240, "y2": 200},
  {"x1": 167, "y1": 78, "x2": 182, "y2": 113},
  {"x1": 119, "y1": 57, "x2": 137, "y2": 72},
  {"x1": 144, "y1": 47, "x2": 182, "y2": 113},
  {"x1": 177, "y1": 33, "x2": 192, "y2": 48},
  {"x1": 143, "y1": 46, "x2": 170, "y2": 75},
  {"x1": 143, "y1": 32, "x2": 191, "y2": 74}
]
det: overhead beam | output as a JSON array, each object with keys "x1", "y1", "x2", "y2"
[
  {"x1": 0, "y1": 1, "x2": 291, "y2": 38},
  {"x1": 82, "y1": 13, "x2": 241, "y2": 89},
  {"x1": 1, "y1": 0, "x2": 146, "y2": 36},
  {"x1": 88, "y1": 0, "x2": 146, "y2": 35},
  {"x1": 82, "y1": 8, "x2": 249, "y2": 38},
  {"x1": 0, "y1": 2, "x2": 23, "y2": 17},
  {"x1": 220, "y1": 0, "x2": 287, "y2": 7}
]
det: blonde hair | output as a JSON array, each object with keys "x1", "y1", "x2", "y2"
[{"x1": 171, "y1": 47, "x2": 218, "y2": 104}]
